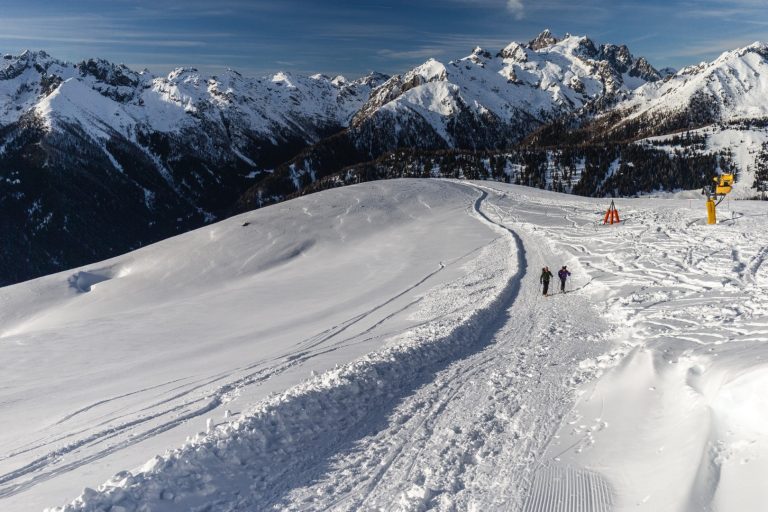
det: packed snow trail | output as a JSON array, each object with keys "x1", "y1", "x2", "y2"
[{"x1": 274, "y1": 186, "x2": 612, "y2": 511}]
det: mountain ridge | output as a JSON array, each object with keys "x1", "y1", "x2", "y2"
[
  {"x1": 0, "y1": 49, "x2": 387, "y2": 284},
  {"x1": 3, "y1": 32, "x2": 768, "y2": 285}
]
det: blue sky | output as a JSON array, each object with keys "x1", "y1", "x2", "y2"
[{"x1": 1, "y1": 0, "x2": 767, "y2": 78}]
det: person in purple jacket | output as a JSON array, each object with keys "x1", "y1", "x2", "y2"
[{"x1": 558, "y1": 265, "x2": 571, "y2": 293}]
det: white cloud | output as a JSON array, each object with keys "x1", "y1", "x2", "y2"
[
  {"x1": 377, "y1": 47, "x2": 446, "y2": 60},
  {"x1": 507, "y1": 0, "x2": 524, "y2": 19}
]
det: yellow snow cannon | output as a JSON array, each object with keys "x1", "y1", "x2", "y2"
[
  {"x1": 714, "y1": 173, "x2": 734, "y2": 195},
  {"x1": 706, "y1": 197, "x2": 717, "y2": 224},
  {"x1": 702, "y1": 173, "x2": 734, "y2": 224}
]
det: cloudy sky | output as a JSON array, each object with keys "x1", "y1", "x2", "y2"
[{"x1": 1, "y1": 0, "x2": 767, "y2": 78}]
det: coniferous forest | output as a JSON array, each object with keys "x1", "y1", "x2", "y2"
[{"x1": 243, "y1": 137, "x2": 730, "y2": 208}]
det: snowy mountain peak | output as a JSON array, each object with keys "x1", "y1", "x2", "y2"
[
  {"x1": 77, "y1": 58, "x2": 142, "y2": 86},
  {"x1": 597, "y1": 44, "x2": 633, "y2": 72},
  {"x1": 167, "y1": 66, "x2": 201, "y2": 82},
  {"x1": 271, "y1": 71, "x2": 296, "y2": 87},
  {"x1": 734, "y1": 40, "x2": 768, "y2": 59},
  {"x1": 0, "y1": 49, "x2": 65, "y2": 80},
  {"x1": 700, "y1": 41, "x2": 768, "y2": 73},
  {"x1": 350, "y1": 60, "x2": 449, "y2": 125},
  {"x1": 498, "y1": 41, "x2": 528, "y2": 62},
  {"x1": 528, "y1": 29, "x2": 559, "y2": 50},
  {"x1": 471, "y1": 46, "x2": 492, "y2": 59},
  {"x1": 349, "y1": 71, "x2": 388, "y2": 89},
  {"x1": 573, "y1": 37, "x2": 599, "y2": 59},
  {"x1": 0, "y1": 51, "x2": 77, "y2": 125},
  {"x1": 408, "y1": 58, "x2": 448, "y2": 82},
  {"x1": 8, "y1": 49, "x2": 53, "y2": 62},
  {"x1": 677, "y1": 61, "x2": 708, "y2": 76}
]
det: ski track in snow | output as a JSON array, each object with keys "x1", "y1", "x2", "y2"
[{"x1": 0, "y1": 255, "x2": 474, "y2": 501}]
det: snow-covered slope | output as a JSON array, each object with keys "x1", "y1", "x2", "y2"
[
  {"x1": 2, "y1": 179, "x2": 767, "y2": 511},
  {"x1": 0, "y1": 179, "x2": 501, "y2": 511}
]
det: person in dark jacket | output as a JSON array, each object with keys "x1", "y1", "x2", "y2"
[
  {"x1": 540, "y1": 267, "x2": 553, "y2": 296},
  {"x1": 558, "y1": 265, "x2": 571, "y2": 293}
]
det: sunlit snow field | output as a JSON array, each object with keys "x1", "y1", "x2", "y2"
[{"x1": 0, "y1": 179, "x2": 766, "y2": 511}]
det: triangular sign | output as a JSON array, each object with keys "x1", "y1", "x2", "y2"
[{"x1": 602, "y1": 200, "x2": 621, "y2": 225}]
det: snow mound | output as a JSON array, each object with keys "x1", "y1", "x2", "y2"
[{"x1": 68, "y1": 269, "x2": 118, "y2": 293}]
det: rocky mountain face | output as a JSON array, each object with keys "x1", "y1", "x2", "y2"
[
  {"x1": 3, "y1": 32, "x2": 768, "y2": 285},
  {"x1": 600, "y1": 42, "x2": 768, "y2": 139},
  {"x1": 350, "y1": 30, "x2": 662, "y2": 149}
]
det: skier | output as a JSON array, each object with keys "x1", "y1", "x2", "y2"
[
  {"x1": 558, "y1": 265, "x2": 571, "y2": 293},
  {"x1": 540, "y1": 266, "x2": 553, "y2": 296}
]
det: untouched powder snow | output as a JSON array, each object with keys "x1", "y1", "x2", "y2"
[{"x1": 2, "y1": 179, "x2": 768, "y2": 511}]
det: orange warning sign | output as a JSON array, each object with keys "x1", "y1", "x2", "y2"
[{"x1": 603, "y1": 200, "x2": 620, "y2": 225}]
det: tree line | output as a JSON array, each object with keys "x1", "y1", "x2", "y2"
[{"x1": 282, "y1": 142, "x2": 727, "y2": 205}]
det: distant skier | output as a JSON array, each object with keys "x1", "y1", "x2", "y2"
[
  {"x1": 540, "y1": 266, "x2": 553, "y2": 296},
  {"x1": 558, "y1": 265, "x2": 571, "y2": 293}
]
